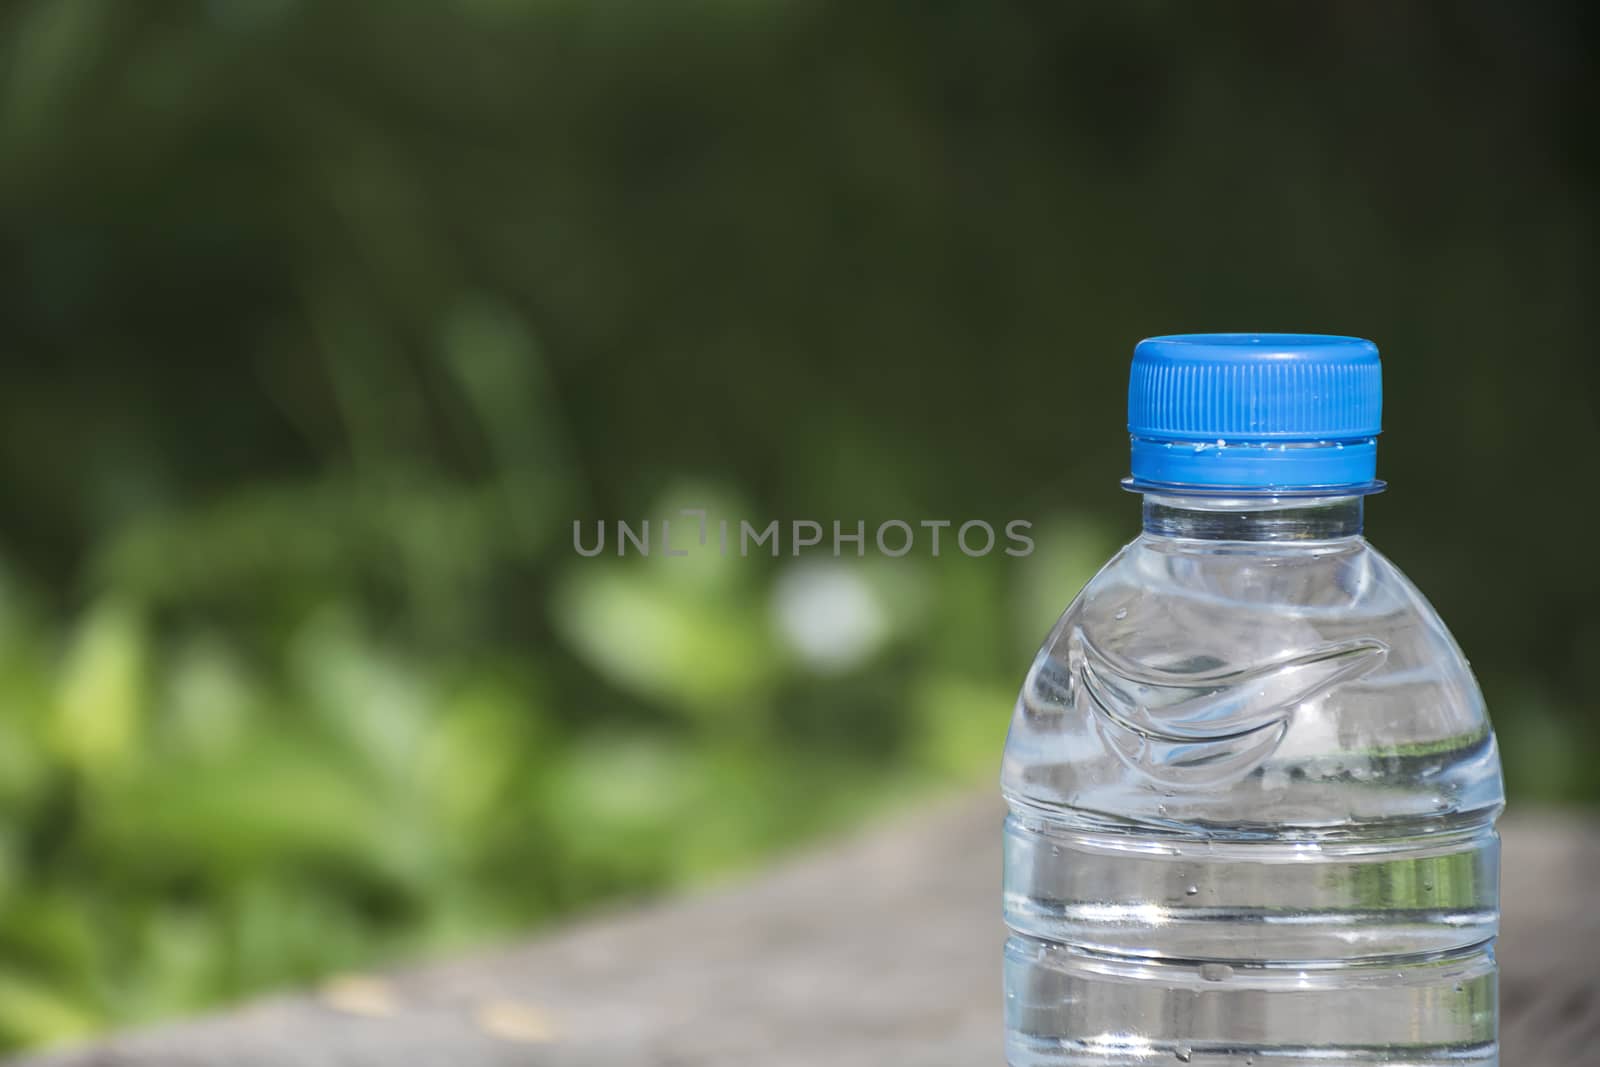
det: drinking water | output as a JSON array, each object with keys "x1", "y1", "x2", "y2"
[{"x1": 1003, "y1": 334, "x2": 1503, "y2": 1065}]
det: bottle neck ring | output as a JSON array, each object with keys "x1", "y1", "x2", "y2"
[{"x1": 1126, "y1": 436, "x2": 1381, "y2": 496}]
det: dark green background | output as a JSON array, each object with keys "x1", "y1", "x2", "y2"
[{"x1": 0, "y1": 0, "x2": 1592, "y2": 1049}]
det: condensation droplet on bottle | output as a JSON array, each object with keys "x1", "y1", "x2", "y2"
[
  {"x1": 1114, "y1": 607, "x2": 1129, "y2": 620},
  {"x1": 1185, "y1": 885, "x2": 1199, "y2": 896},
  {"x1": 1199, "y1": 963, "x2": 1233, "y2": 982},
  {"x1": 1175, "y1": 1047, "x2": 1192, "y2": 1063}
]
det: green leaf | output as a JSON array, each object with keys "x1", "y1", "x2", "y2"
[
  {"x1": 0, "y1": 972, "x2": 97, "y2": 1048},
  {"x1": 51, "y1": 600, "x2": 146, "y2": 780}
]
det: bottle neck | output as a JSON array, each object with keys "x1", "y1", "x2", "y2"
[{"x1": 1141, "y1": 493, "x2": 1364, "y2": 542}]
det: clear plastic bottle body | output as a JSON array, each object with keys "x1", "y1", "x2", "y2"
[{"x1": 1002, "y1": 494, "x2": 1504, "y2": 1066}]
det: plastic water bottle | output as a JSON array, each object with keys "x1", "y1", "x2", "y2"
[{"x1": 1002, "y1": 335, "x2": 1503, "y2": 1065}]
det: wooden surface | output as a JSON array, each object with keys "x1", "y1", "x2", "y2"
[{"x1": 10, "y1": 797, "x2": 1597, "y2": 1067}]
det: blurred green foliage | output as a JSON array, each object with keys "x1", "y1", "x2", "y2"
[
  {"x1": 0, "y1": 481, "x2": 1095, "y2": 1046},
  {"x1": 0, "y1": 0, "x2": 1594, "y2": 1051}
]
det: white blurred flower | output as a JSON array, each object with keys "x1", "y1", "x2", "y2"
[{"x1": 771, "y1": 563, "x2": 888, "y2": 673}]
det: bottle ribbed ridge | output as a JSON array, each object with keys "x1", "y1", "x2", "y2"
[{"x1": 1127, "y1": 334, "x2": 1381, "y2": 442}]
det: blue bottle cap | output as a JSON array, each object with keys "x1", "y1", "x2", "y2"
[{"x1": 1125, "y1": 333, "x2": 1384, "y2": 494}]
